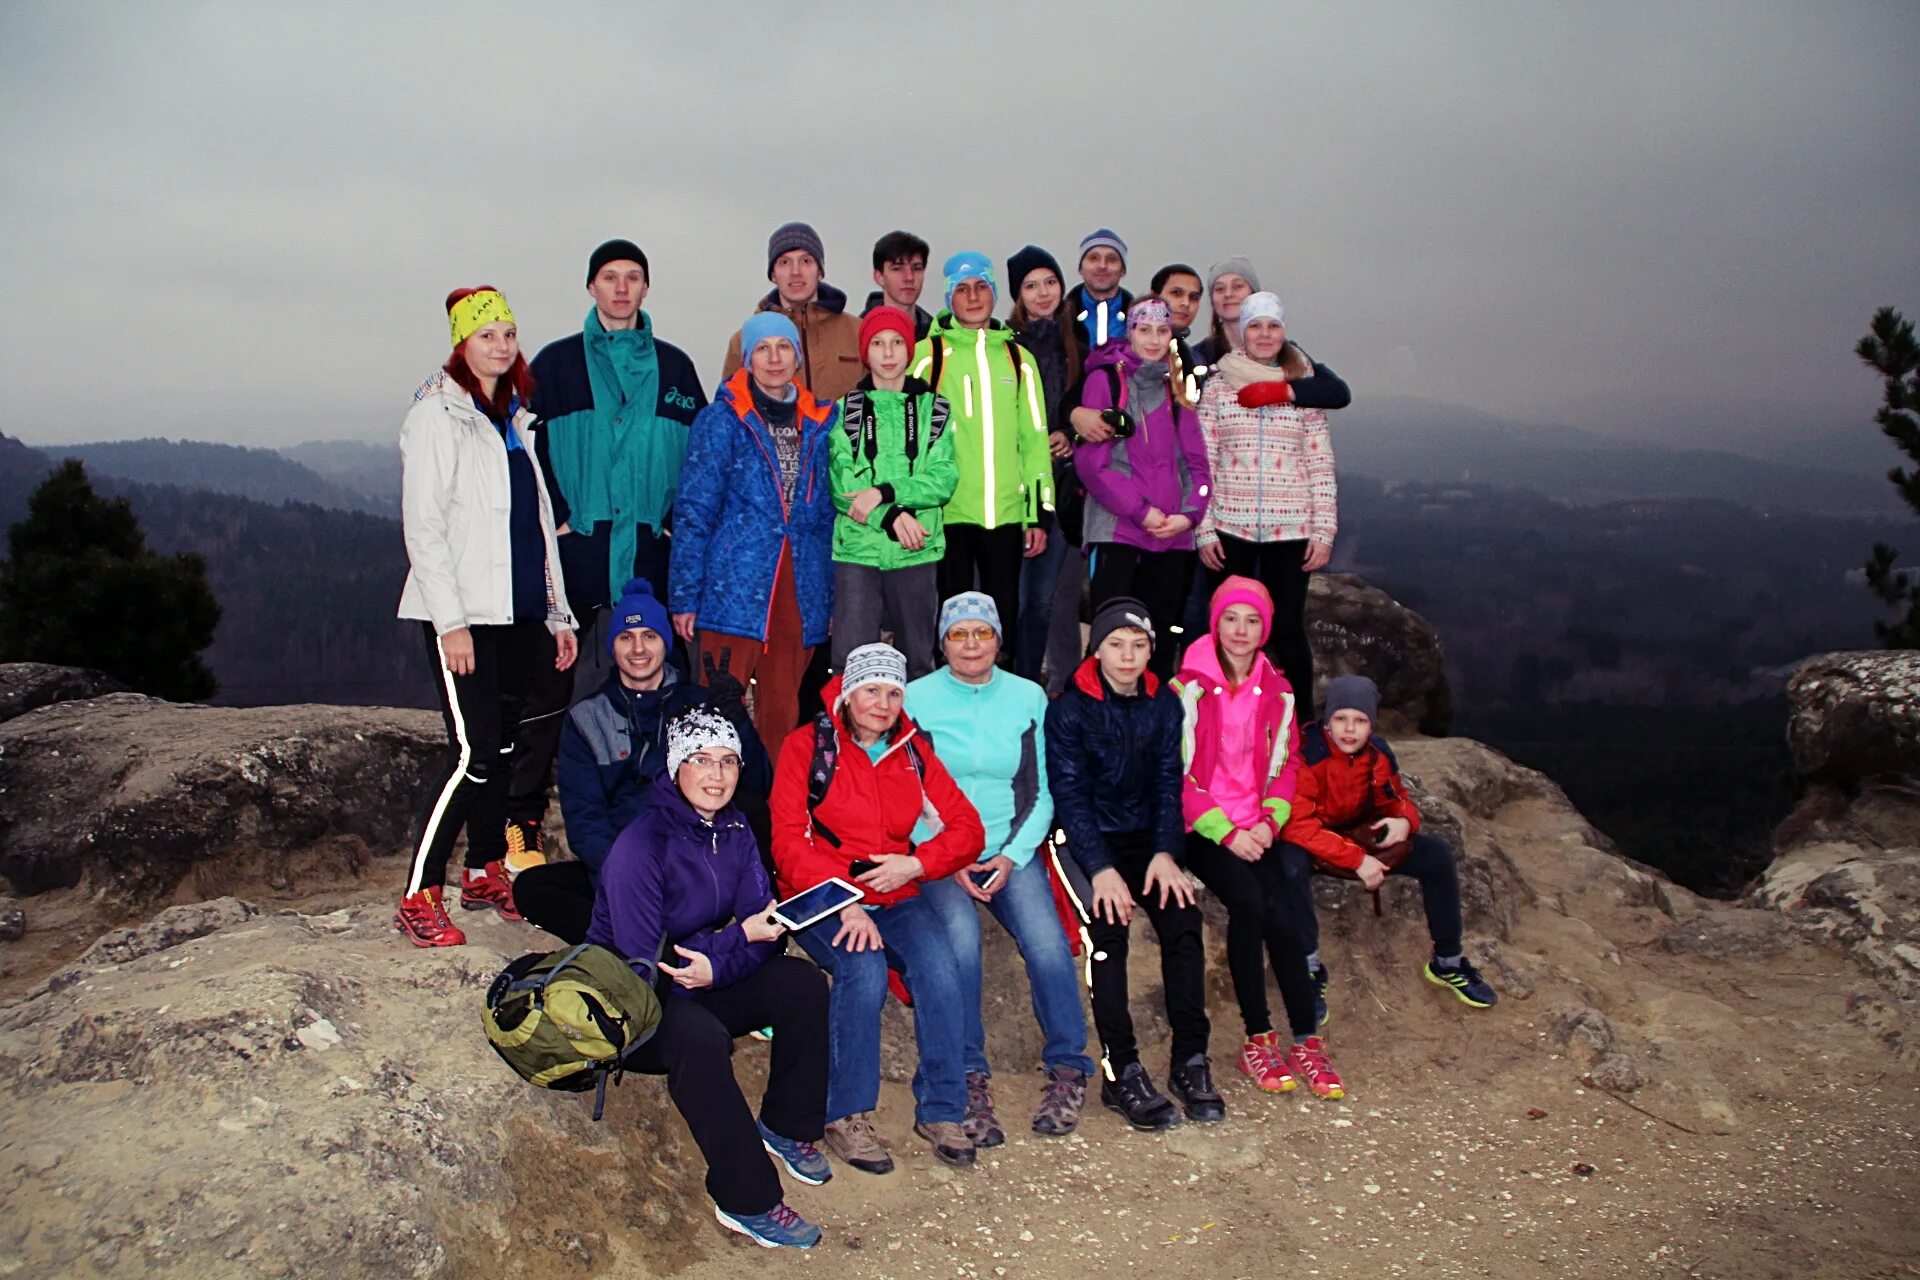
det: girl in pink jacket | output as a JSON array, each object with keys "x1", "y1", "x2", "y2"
[{"x1": 1171, "y1": 576, "x2": 1344, "y2": 1100}]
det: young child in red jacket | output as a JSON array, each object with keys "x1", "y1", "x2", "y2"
[{"x1": 1279, "y1": 675, "x2": 1499, "y2": 1016}]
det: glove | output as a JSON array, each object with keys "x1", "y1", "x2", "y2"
[
  {"x1": 1100, "y1": 408, "x2": 1137, "y2": 439},
  {"x1": 702, "y1": 649, "x2": 748, "y2": 720},
  {"x1": 1237, "y1": 380, "x2": 1295, "y2": 409}
]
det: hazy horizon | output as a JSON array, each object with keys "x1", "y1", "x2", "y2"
[{"x1": 4, "y1": 2, "x2": 1916, "y2": 460}]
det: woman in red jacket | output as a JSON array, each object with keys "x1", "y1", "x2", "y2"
[{"x1": 771, "y1": 643, "x2": 987, "y2": 1173}]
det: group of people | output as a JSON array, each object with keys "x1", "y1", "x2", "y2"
[{"x1": 392, "y1": 225, "x2": 1496, "y2": 1250}]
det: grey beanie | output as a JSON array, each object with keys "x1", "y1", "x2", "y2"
[
  {"x1": 1206, "y1": 256, "x2": 1262, "y2": 294},
  {"x1": 767, "y1": 221, "x2": 826, "y2": 278},
  {"x1": 1322, "y1": 675, "x2": 1381, "y2": 723},
  {"x1": 1088, "y1": 596, "x2": 1156, "y2": 654}
]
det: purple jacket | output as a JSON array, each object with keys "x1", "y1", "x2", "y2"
[
  {"x1": 586, "y1": 772, "x2": 775, "y2": 994},
  {"x1": 1075, "y1": 341, "x2": 1212, "y2": 552}
]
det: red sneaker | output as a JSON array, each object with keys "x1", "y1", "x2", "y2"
[
  {"x1": 395, "y1": 887, "x2": 467, "y2": 948},
  {"x1": 1237, "y1": 1030, "x2": 1297, "y2": 1093},
  {"x1": 1285, "y1": 1035, "x2": 1346, "y2": 1099},
  {"x1": 886, "y1": 966, "x2": 914, "y2": 1008},
  {"x1": 459, "y1": 861, "x2": 522, "y2": 921}
]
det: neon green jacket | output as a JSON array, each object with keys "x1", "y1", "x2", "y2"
[
  {"x1": 828, "y1": 377, "x2": 956, "y2": 570},
  {"x1": 910, "y1": 314, "x2": 1053, "y2": 530}
]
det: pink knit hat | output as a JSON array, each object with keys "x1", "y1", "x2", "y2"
[{"x1": 1209, "y1": 575, "x2": 1274, "y2": 646}]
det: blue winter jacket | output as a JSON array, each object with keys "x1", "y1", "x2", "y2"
[
  {"x1": 667, "y1": 368, "x2": 837, "y2": 647},
  {"x1": 586, "y1": 773, "x2": 775, "y2": 992},
  {"x1": 1043, "y1": 656, "x2": 1186, "y2": 876},
  {"x1": 556, "y1": 668, "x2": 770, "y2": 880}
]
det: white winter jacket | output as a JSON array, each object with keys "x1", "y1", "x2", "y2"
[{"x1": 396, "y1": 370, "x2": 575, "y2": 636}]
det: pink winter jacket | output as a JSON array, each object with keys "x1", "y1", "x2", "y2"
[{"x1": 1171, "y1": 637, "x2": 1302, "y2": 844}]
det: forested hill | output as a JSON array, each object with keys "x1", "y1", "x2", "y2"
[{"x1": 34, "y1": 439, "x2": 396, "y2": 517}]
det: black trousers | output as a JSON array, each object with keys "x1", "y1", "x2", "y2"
[
  {"x1": 1089, "y1": 544, "x2": 1199, "y2": 680},
  {"x1": 1081, "y1": 832, "x2": 1209, "y2": 1071},
  {"x1": 407, "y1": 621, "x2": 549, "y2": 896},
  {"x1": 1282, "y1": 833, "x2": 1465, "y2": 959},
  {"x1": 626, "y1": 956, "x2": 829, "y2": 1215},
  {"x1": 512, "y1": 861, "x2": 594, "y2": 943},
  {"x1": 1185, "y1": 834, "x2": 1318, "y2": 1039},
  {"x1": 939, "y1": 523, "x2": 1027, "y2": 666},
  {"x1": 1208, "y1": 534, "x2": 1315, "y2": 716}
]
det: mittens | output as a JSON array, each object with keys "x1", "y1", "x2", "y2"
[{"x1": 1236, "y1": 380, "x2": 1295, "y2": 409}]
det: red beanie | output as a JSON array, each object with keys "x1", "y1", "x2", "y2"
[
  {"x1": 1209, "y1": 574, "x2": 1274, "y2": 646},
  {"x1": 858, "y1": 306, "x2": 916, "y2": 367}
]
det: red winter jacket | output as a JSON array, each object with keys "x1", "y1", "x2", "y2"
[
  {"x1": 1282, "y1": 723, "x2": 1421, "y2": 871},
  {"x1": 770, "y1": 677, "x2": 986, "y2": 908}
]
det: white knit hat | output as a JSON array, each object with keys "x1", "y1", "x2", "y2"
[
  {"x1": 838, "y1": 643, "x2": 908, "y2": 708},
  {"x1": 1237, "y1": 291, "x2": 1286, "y2": 345},
  {"x1": 665, "y1": 706, "x2": 742, "y2": 778}
]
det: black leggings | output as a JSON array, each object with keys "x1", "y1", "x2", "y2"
[
  {"x1": 1208, "y1": 535, "x2": 1315, "y2": 716},
  {"x1": 407, "y1": 621, "x2": 549, "y2": 896},
  {"x1": 1281, "y1": 833, "x2": 1465, "y2": 958},
  {"x1": 939, "y1": 523, "x2": 1027, "y2": 666},
  {"x1": 1089, "y1": 544, "x2": 1198, "y2": 681},
  {"x1": 1185, "y1": 834, "x2": 1318, "y2": 1039}
]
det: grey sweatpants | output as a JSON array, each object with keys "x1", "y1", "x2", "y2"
[{"x1": 831, "y1": 560, "x2": 941, "y2": 679}]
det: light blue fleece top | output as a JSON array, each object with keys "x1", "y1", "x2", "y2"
[{"x1": 905, "y1": 665, "x2": 1053, "y2": 867}]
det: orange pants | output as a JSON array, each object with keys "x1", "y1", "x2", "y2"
[{"x1": 697, "y1": 557, "x2": 813, "y2": 756}]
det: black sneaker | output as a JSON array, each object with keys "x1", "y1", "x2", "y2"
[
  {"x1": 1100, "y1": 1062, "x2": 1180, "y2": 1132},
  {"x1": 1167, "y1": 1054, "x2": 1226, "y2": 1123},
  {"x1": 1310, "y1": 961, "x2": 1331, "y2": 1028}
]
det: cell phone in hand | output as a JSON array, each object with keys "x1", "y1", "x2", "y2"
[
  {"x1": 849, "y1": 859, "x2": 881, "y2": 877},
  {"x1": 970, "y1": 865, "x2": 1004, "y2": 892}
]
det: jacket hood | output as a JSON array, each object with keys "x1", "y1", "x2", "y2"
[
  {"x1": 718, "y1": 367, "x2": 835, "y2": 428},
  {"x1": 598, "y1": 664, "x2": 683, "y2": 706},
  {"x1": 1175, "y1": 636, "x2": 1278, "y2": 691},
  {"x1": 1070, "y1": 654, "x2": 1161, "y2": 702},
  {"x1": 1082, "y1": 337, "x2": 1140, "y2": 375},
  {"x1": 757, "y1": 281, "x2": 851, "y2": 318}
]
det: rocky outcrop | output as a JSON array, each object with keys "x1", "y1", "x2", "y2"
[
  {"x1": 0, "y1": 663, "x2": 127, "y2": 725},
  {"x1": 0, "y1": 694, "x2": 444, "y2": 906},
  {"x1": 1307, "y1": 573, "x2": 1451, "y2": 735},
  {"x1": 1784, "y1": 650, "x2": 1920, "y2": 782}
]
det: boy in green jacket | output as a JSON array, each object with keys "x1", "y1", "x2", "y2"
[
  {"x1": 911, "y1": 252, "x2": 1054, "y2": 669},
  {"x1": 830, "y1": 305, "x2": 958, "y2": 678}
]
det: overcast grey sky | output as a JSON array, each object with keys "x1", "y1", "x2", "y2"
[{"x1": 2, "y1": 2, "x2": 1916, "y2": 452}]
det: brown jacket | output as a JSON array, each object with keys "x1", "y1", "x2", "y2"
[{"x1": 721, "y1": 283, "x2": 865, "y2": 404}]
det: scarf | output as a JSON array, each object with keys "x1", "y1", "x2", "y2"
[
  {"x1": 1127, "y1": 356, "x2": 1171, "y2": 421},
  {"x1": 1212, "y1": 350, "x2": 1291, "y2": 392}
]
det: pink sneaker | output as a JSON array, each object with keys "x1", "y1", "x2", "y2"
[
  {"x1": 1237, "y1": 1031, "x2": 1297, "y2": 1093},
  {"x1": 1284, "y1": 1035, "x2": 1346, "y2": 1099}
]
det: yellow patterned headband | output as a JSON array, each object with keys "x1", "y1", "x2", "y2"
[{"x1": 448, "y1": 290, "x2": 515, "y2": 347}]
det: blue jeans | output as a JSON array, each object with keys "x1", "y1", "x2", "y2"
[
  {"x1": 794, "y1": 894, "x2": 968, "y2": 1125},
  {"x1": 918, "y1": 857, "x2": 1095, "y2": 1078},
  {"x1": 1016, "y1": 529, "x2": 1070, "y2": 684}
]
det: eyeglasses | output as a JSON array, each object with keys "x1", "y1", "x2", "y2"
[
  {"x1": 945, "y1": 627, "x2": 997, "y2": 645},
  {"x1": 685, "y1": 753, "x2": 742, "y2": 774}
]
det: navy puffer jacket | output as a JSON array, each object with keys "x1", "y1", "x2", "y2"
[{"x1": 1043, "y1": 656, "x2": 1186, "y2": 876}]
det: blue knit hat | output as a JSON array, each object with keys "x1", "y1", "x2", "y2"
[
  {"x1": 938, "y1": 591, "x2": 1002, "y2": 644},
  {"x1": 943, "y1": 251, "x2": 997, "y2": 308},
  {"x1": 740, "y1": 311, "x2": 801, "y2": 362},
  {"x1": 608, "y1": 577, "x2": 673, "y2": 658},
  {"x1": 1078, "y1": 228, "x2": 1128, "y2": 267}
]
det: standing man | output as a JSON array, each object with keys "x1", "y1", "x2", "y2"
[
  {"x1": 864, "y1": 230, "x2": 934, "y2": 341},
  {"x1": 911, "y1": 252, "x2": 1053, "y2": 664},
  {"x1": 1066, "y1": 229, "x2": 1135, "y2": 350},
  {"x1": 722, "y1": 221, "x2": 865, "y2": 404},
  {"x1": 506, "y1": 238, "x2": 708, "y2": 869}
]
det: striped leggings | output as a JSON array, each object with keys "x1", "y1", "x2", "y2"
[{"x1": 406, "y1": 620, "x2": 548, "y2": 896}]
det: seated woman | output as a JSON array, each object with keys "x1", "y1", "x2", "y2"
[
  {"x1": 906, "y1": 593, "x2": 1095, "y2": 1142},
  {"x1": 586, "y1": 707, "x2": 830, "y2": 1250},
  {"x1": 770, "y1": 643, "x2": 987, "y2": 1171}
]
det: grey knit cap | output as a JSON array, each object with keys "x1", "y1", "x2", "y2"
[
  {"x1": 1206, "y1": 256, "x2": 1262, "y2": 294},
  {"x1": 767, "y1": 221, "x2": 826, "y2": 278}
]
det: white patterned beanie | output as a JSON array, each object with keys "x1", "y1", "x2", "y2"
[{"x1": 665, "y1": 706, "x2": 742, "y2": 778}]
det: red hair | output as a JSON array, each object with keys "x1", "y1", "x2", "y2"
[{"x1": 443, "y1": 285, "x2": 534, "y2": 420}]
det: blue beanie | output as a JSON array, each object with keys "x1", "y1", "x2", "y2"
[
  {"x1": 943, "y1": 251, "x2": 997, "y2": 308},
  {"x1": 608, "y1": 577, "x2": 673, "y2": 658},
  {"x1": 740, "y1": 311, "x2": 801, "y2": 362},
  {"x1": 938, "y1": 591, "x2": 1003, "y2": 644}
]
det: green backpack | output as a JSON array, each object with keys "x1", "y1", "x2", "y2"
[{"x1": 482, "y1": 943, "x2": 664, "y2": 1120}]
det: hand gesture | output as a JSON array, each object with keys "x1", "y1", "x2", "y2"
[
  {"x1": 1226, "y1": 829, "x2": 1265, "y2": 863},
  {"x1": 659, "y1": 945, "x2": 715, "y2": 989},
  {"x1": 702, "y1": 649, "x2": 747, "y2": 718},
  {"x1": 1152, "y1": 513, "x2": 1192, "y2": 540},
  {"x1": 1355, "y1": 853, "x2": 1388, "y2": 891},
  {"x1": 1143, "y1": 853, "x2": 1196, "y2": 909},
  {"x1": 1091, "y1": 868, "x2": 1133, "y2": 926},
  {"x1": 742, "y1": 899, "x2": 786, "y2": 944},
  {"x1": 856, "y1": 853, "x2": 925, "y2": 895},
  {"x1": 959, "y1": 856, "x2": 1015, "y2": 903},
  {"x1": 831, "y1": 903, "x2": 883, "y2": 952},
  {"x1": 1141, "y1": 506, "x2": 1168, "y2": 531}
]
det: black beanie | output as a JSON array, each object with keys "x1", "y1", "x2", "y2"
[
  {"x1": 1007, "y1": 244, "x2": 1064, "y2": 296},
  {"x1": 1088, "y1": 596, "x2": 1156, "y2": 655},
  {"x1": 587, "y1": 238, "x2": 649, "y2": 285}
]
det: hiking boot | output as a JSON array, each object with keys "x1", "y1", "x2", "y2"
[
  {"x1": 1167, "y1": 1054, "x2": 1227, "y2": 1123},
  {"x1": 1310, "y1": 960, "x2": 1331, "y2": 1028},
  {"x1": 1285, "y1": 1035, "x2": 1346, "y2": 1099},
  {"x1": 503, "y1": 819, "x2": 545, "y2": 876},
  {"x1": 395, "y1": 887, "x2": 466, "y2": 948},
  {"x1": 1100, "y1": 1062, "x2": 1180, "y2": 1132},
  {"x1": 822, "y1": 1114, "x2": 893, "y2": 1175},
  {"x1": 913, "y1": 1120, "x2": 976, "y2": 1167},
  {"x1": 963, "y1": 1071, "x2": 1006, "y2": 1148},
  {"x1": 714, "y1": 1202, "x2": 821, "y2": 1250},
  {"x1": 1237, "y1": 1030, "x2": 1297, "y2": 1094},
  {"x1": 1424, "y1": 957, "x2": 1499, "y2": 1008},
  {"x1": 459, "y1": 861, "x2": 522, "y2": 921},
  {"x1": 1032, "y1": 1065, "x2": 1087, "y2": 1136},
  {"x1": 758, "y1": 1121, "x2": 831, "y2": 1185}
]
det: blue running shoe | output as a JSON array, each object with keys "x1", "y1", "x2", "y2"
[
  {"x1": 1424, "y1": 957, "x2": 1498, "y2": 1008},
  {"x1": 758, "y1": 1121, "x2": 832, "y2": 1185},
  {"x1": 1310, "y1": 961, "x2": 1331, "y2": 1028},
  {"x1": 714, "y1": 1202, "x2": 822, "y2": 1249}
]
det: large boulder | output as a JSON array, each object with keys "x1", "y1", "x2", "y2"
[
  {"x1": 1307, "y1": 573, "x2": 1451, "y2": 735},
  {"x1": 1785, "y1": 650, "x2": 1920, "y2": 782},
  {"x1": 0, "y1": 663, "x2": 128, "y2": 726},
  {"x1": 0, "y1": 694, "x2": 444, "y2": 905}
]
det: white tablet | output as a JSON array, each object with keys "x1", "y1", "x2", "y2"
[{"x1": 770, "y1": 877, "x2": 866, "y2": 932}]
